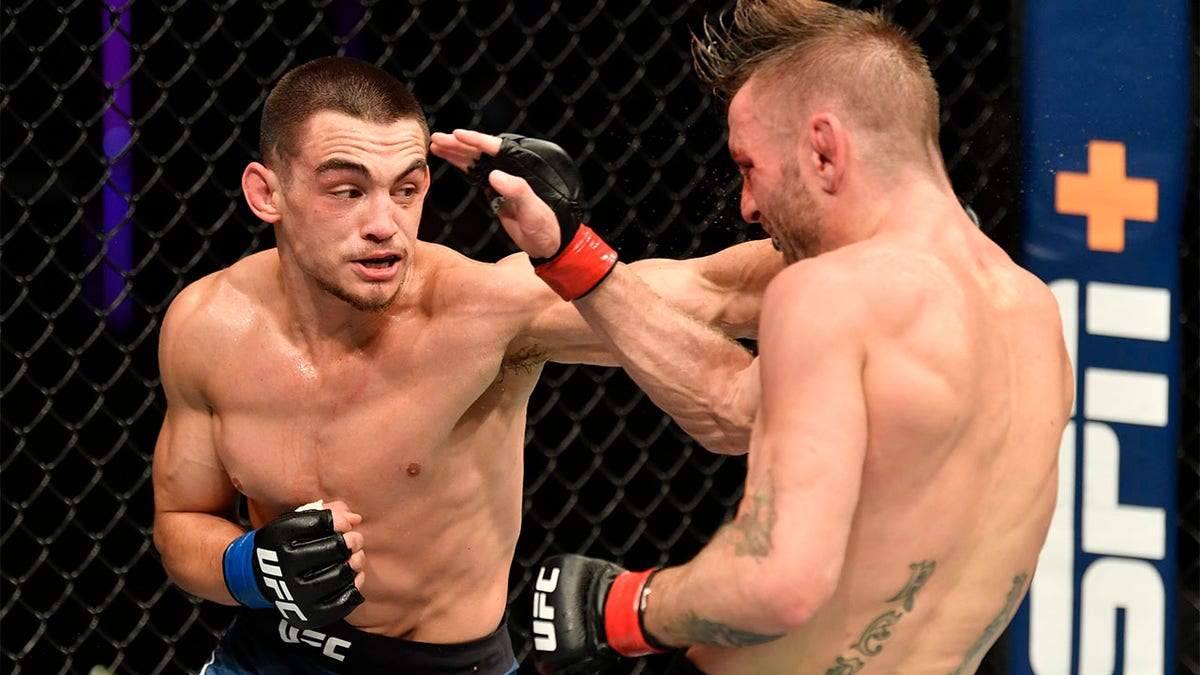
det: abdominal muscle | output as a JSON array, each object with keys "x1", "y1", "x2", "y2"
[
  {"x1": 341, "y1": 418, "x2": 528, "y2": 644},
  {"x1": 342, "y1": 503, "x2": 519, "y2": 643},
  {"x1": 227, "y1": 392, "x2": 529, "y2": 644}
]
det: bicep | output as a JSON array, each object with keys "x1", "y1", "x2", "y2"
[
  {"x1": 152, "y1": 294, "x2": 238, "y2": 521},
  {"x1": 152, "y1": 404, "x2": 237, "y2": 519},
  {"x1": 512, "y1": 264, "x2": 621, "y2": 366},
  {"x1": 752, "y1": 275, "x2": 868, "y2": 576},
  {"x1": 627, "y1": 239, "x2": 782, "y2": 339},
  {"x1": 519, "y1": 240, "x2": 781, "y2": 363}
]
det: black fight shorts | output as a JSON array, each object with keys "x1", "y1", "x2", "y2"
[{"x1": 200, "y1": 610, "x2": 519, "y2": 675}]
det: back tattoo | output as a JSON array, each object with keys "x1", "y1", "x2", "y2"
[{"x1": 825, "y1": 560, "x2": 937, "y2": 675}]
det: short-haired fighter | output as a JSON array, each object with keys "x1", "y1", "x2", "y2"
[
  {"x1": 453, "y1": 1, "x2": 1074, "y2": 673},
  {"x1": 150, "y1": 56, "x2": 783, "y2": 674}
]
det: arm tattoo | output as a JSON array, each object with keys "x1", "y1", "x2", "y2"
[
  {"x1": 730, "y1": 475, "x2": 776, "y2": 558},
  {"x1": 950, "y1": 572, "x2": 1029, "y2": 674},
  {"x1": 672, "y1": 610, "x2": 784, "y2": 648},
  {"x1": 825, "y1": 560, "x2": 936, "y2": 674}
]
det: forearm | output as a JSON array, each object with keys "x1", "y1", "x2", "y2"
[
  {"x1": 575, "y1": 263, "x2": 757, "y2": 454},
  {"x1": 642, "y1": 522, "x2": 810, "y2": 647},
  {"x1": 625, "y1": 239, "x2": 781, "y2": 341},
  {"x1": 154, "y1": 510, "x2": 246, "y2": 604}
]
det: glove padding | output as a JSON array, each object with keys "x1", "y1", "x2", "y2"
[
  {"x1": 466, "y1": 133, "x2": 585, "y2": 264},
  {"x1": 531, "y1": 554, "x2": 666, "y2": 674},
  {"x1": 223, "y1": 509, "x2": 363, "y2": 629}
]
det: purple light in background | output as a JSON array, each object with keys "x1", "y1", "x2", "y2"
[{"x1": 101, "y1": 2, "x2": 133, "y2": 330}]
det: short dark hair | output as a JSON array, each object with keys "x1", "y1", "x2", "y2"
[
  {"x1": 260, "y1": 56, "x2": 429, "y2": 168},
  {"x1": 692, "y1": 0, "x2": 939, "y2": 144}
]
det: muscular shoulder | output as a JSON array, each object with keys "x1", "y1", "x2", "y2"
[
  {"x1": 417, "y1": 243, "x2": 551, "y2": 312},
  {"x1": 159, "y1": 252, "x2": 278, "y2": 398},
  {"x1": 163, "y1": 252, "x2": 275, "y2": 342},
  {"x1": 415, "y1": 244, "x2": 567, "y2": 362},
  {"x1": 762, "y1": 253, "x2": 875, "y2": 334},
  {"x1": 805, "y1": 243, "x2": 972, "y2": 333}
]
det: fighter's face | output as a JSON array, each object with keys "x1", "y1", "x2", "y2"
[
  {"x1": 274, "y1": 111, "x2": 429, "y2": 312},
  {"x1": 727, "y1": 83, "x2": 823, "y2": 263}
]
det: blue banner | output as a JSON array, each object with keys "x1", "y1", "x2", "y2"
[{"x1": 1010, "y1": 1, "x2": 1190, "y2": 673}]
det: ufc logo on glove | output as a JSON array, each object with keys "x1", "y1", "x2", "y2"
[
  {"x1": 255, "y1": 547, "x2": 307, "y2": 623},
  {"x1": 532, "y1": 565, "x2": 560, "y2": 651}
]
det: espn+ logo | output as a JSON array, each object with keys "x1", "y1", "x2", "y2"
[{"x1": 1027, "y1": 140, "x2": 1170, "y2": 673}]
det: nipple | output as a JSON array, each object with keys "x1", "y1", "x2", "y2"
[{"x1": 406, "y1": 462, "x2": 422, "y2": 478}]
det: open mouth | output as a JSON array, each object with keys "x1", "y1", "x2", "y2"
[{"x1": 356, "y1": 255, "x2": 399, "y2": 269}]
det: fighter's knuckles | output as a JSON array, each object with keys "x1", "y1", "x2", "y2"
[
  {"x1": 323, "y1": 504, "x2": 362, "y2": 532},
  {"x1": 341, "y1": 531, "x2": 365, "y2": 552}
]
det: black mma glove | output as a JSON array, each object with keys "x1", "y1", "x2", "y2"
[
  {"x1": 468, "y1": 133, "x2": 617, "y2": 300},
  {"x1": 531, "y1": 554, "x2": 667, "y2": 674},
  {"x1": 223, "y1": 508, "x2": 363, "y2": 629}
]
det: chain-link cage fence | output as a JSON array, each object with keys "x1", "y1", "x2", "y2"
[{"x1": 1, "y1": 1, "x2": 1195, "y2": 674}]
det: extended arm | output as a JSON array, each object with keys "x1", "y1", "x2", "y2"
[
  {"x1": 573, "y1": 259, "x2": 762, "y2": 454},
  {"x1": 432, "y1": 130, "x2": 782, "y2": 452}
]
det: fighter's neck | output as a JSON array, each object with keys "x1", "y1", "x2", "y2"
[
  {"x1": 275, "y1": 267, "x2": 406, "y2": 356},
  {"x1": 828, "y1": 176, "x2": 955, "y2": 249}
]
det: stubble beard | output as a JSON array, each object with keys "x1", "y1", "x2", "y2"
[
  {"x1": 768, "y1": 164, "x2": 823, "y2": 264},
  {"x1": 318, "y1": 279, "x2": 399, "y2": 313},
  {"x1": 314, "y1": 267, "x2": 406, "y2": 313}
]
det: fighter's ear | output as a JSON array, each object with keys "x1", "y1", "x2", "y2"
[
  {"x1": 242, "y1": 161, "x2": 282, "y2": 223},
  {"x1": 806, "y1": 112, "x2": 847, "y2": 195}
]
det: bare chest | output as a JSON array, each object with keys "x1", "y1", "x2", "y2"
[{"x1": 205, "y1": 330, "x2": 533, "y2": 511}]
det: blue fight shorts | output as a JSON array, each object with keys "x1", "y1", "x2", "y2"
[{"x1": 200, "y1": 610, "x2": 520, "y2": 675}]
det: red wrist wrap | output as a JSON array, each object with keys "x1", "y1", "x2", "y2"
[
  {"x1": 534, "y1": 224, "x2": 618, "y2": 300},
  {"x1": 604, "y1": 568, "x2": 667, "y2": 657}
]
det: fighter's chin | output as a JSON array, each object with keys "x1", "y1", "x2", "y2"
[
  {"x1": 318, "y1": 278, "x2": 403, "y2": 313},
  {"x1": 346, "y1": 291, "x2": 399, "y2": 314}
]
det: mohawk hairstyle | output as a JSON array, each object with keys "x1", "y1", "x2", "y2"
[
  {"x1": 691, "y1": 0, "x2": 837, "y2": 104},
  {"x1": 691, "y1": 0, "x2": 940, "y2": 143}
]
